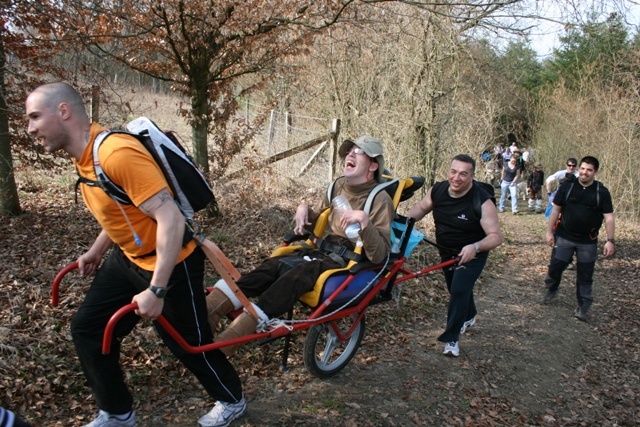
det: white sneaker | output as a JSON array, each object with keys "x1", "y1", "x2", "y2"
[
  {"x1": 443, "y1": 341, "x2": 460, "y2": 357},
  {"x1": 83, "y1": 410, "x2": 136, "y2": 427},
  {"x1": 198, "y1": 397, "x2": 247, "y2": 427},
  {"x1": 460, "y1": 317, "x2": 476, "y2": 334}
]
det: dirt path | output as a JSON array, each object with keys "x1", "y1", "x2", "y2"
[
  {"x1": 3, "y1": 196, "x2": 637, "y2": 426},
  {"x1": 143, "y1": 203, "x2": 638, "y2": 427},
  {"x1": 221, "y1": 210, "x2": 601, "y2": 426}
]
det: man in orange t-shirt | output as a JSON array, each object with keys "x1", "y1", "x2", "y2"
[{"x1": 26, "y1": 83, "x2": 246, "y2": 427}]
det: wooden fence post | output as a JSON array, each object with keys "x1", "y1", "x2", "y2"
[
  {"x1": 329, "y1": 118, "x2": 341, "y2": 181},
  {"x1": 267, "y1": 110, "x2": 277, "y2": 149},
  {"x1": 285, "y1": 111, "x2": 292, "y2": 147},
  {"x1": 90, "y1": 86, "x2": 100, "y2": 122}
]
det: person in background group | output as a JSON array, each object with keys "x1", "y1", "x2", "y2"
[
  {"x1": 501, "y1": 147, "x2": 512, "y2": 164},
  {"x1": 527, "y1": 162, "x2": 544, "y2": 213},
  {"x1": 408, "y1": 154, "x2": 503, "y2": 357},
  {"x1": 541, "y1": 156, "x2": 615, "y2": 321},
  {"x1": 514, "y1": 148, "x2": 526, "y2": 178},
  {"x1": 498, "y1": 149, "x2": 522, "y2": 214},
  {"x1": 545, "y1": 157, "x2": 579, "y2": 218},
  {"x1": 494, "y1": 144, "x2": 504, "y2": 168},
  {"x1": 522, "y1": 147, "x2": 531, "y2": 168},
  {"x1": 25, "y1": 82, "x2": 245, "y2": 427},
  {"x1": 509, "y1": 142, "x2": 519, "y2": 153}
]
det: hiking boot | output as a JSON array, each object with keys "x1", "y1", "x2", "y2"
[
  {"x1": 443, "y1": 341, "x2": 459, "y2": 357},
  {"x1": 82, "y1": 410, "x2": 136, "y2": 427},
  {"x1": 214, "y1": 312, "x2": 259, "y2": 357},
  {"x1": 541, "y1": 290, "x2": 557, "y2": 304},
  {"x1": 460, "y1": 317, "x2": 476, "y2": 334},
  {"x1": 206, "y1": 288, "x2": 234, "y2": 335},
  {"x1": 574, "y1": 307, "x2": 587, "y2": 322},
  {"x1": 513, "y1": 210, "x2": 519, "y2": 215},
  {"x1": 198, "y1": 397, "x2": 247, "y2": 427}
]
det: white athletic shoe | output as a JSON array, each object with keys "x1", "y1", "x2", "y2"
[
  {"x1": 82, "y1": 410, "x2": 136, "y2": 427},
  {"x1": 443, "y1": 341, "x2": 460, "y2": 357},
  {"x1": 460, "y1": 317, "x2": 476, "y2": 334},
  {"x1": 198, "y1": 397, "x2": 247, "y2": 427}
]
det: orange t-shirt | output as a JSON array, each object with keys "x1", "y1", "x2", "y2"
[{"x1": 75, "y1": 123, "x2": 196, "y2": 270}]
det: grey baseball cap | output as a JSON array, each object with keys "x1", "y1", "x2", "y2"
[{"x1": 339, "y1": 135, "x2": 385, "y2": 182}]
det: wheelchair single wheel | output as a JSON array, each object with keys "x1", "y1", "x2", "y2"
[{"x1": 303, "y1": 313, "x2": 366, "y2": 379}]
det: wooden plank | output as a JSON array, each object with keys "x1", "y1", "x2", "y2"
[{"x1": 224, "y1": 131, "x2": 335, "y2": 181}]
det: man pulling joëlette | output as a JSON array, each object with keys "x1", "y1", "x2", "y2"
[
  {"x1": 408, "y1": 154, "x2": 503, "y2": 357},
  {"x1": 26, "y1": 82, "x2": 245, "y2": 427}
]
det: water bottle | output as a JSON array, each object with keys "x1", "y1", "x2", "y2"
[{"x1": 331, "y1": 195, "x2": 361, "y2": 242}]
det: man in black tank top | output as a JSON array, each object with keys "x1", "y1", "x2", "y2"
[{"x1": 408, "y1": 154, "x2": 503, "y2": 357}]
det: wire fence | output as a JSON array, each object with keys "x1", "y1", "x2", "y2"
[{"x1": 238, "y1": 100, "x2": 339, "y2": 188}]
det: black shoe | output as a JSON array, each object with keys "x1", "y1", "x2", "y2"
[
  {"x1": 541, "y1": 290, "x2": 557, "y2": 304},
  {"x1": 574, "y1": 307, "x2": 587, "y2": 321}
]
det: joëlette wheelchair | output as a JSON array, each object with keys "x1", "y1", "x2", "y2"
[{"x1": 51, "y1": 175, "x2": 458, "y2": 379}]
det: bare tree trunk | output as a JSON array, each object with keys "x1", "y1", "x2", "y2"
[
  {"x1": 191, "y1": 86, "x2": 220, "y2": 217},
  {"x1": 0, "y1": 32, "x2": 22, "y2": 216}
]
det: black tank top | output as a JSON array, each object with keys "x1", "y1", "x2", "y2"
[{"x1": 432, "y1": 181, "x2": 489, "y2": 257}]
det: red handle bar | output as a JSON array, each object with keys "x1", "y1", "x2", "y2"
[
  {"x1": 51, "y1": 262, "x2": 79, "y2": 307},
  {"x1": 54, "y1": 256, "x2": 462, "y2": 356},
  {"x1": 101, "y1": 303, "x2": 254, "y2": 355},
  {"x1": 51, "y1": 262, "x2": 252, "y2": 355}
]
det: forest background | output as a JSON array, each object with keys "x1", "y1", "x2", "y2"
[{"x1": 1, "y1": 0, "x2": 640, "y2": 426}]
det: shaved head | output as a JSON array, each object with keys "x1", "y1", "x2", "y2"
[
  {"x1": 26, "y1": 82, "x2": 91, "y2": 158},
  {"x1": 31, "y1": 82, "x2": 88, "y2": 119}
]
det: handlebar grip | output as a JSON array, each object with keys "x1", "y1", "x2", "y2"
[{"x1": 51, "y1": 262, "x2": 79, "y2": 306}]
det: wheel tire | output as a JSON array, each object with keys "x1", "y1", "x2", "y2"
[{"x1": 303, "y1": 313, "x2": 366, "y2": 379}]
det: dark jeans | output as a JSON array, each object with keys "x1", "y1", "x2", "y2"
[
  {"x1": 438, "y1": 252, "x2": 488, "y2": 343},
  {"x1": 544, "y1": 235, "x2": 597, "y2": 311},
  {"x1": 237, "y1": 248, "x2": 342, "y2": 317},
  {"x1": 70, "y1": 246, "x2": 242, "y2": 414}
]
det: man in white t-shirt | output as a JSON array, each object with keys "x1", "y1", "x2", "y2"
[
  {"x1": 546, "y1": 158, "x2": 578, "y2": 198},
  {"x1": 544, "y1": 157, "x2": 580, "y2": 269}
]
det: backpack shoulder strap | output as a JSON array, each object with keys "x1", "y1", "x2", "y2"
[
  {"x1": 326, "y1": 177, "x2": 338, "y2": 206},
  {"x1": 563, "y1": 181, "x2": 575, "y2": 204},
  {"x1": 77, "y1": 129, "x2": 135, "y2": 205},
  {"x1": 430, "y1": 181, "x2": 448, "y2": 207},
  {"x1": 472, "y1": 181, "x2": 485, "y2": 218},
  {"x1": 363, "y1": 178, "x2": 399, "y2": 215}
]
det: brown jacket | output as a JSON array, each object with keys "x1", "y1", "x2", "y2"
[{"x1": 307, "y1": 177, "x2": 394, "y2": 264}]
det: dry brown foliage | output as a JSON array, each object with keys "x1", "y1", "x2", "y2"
[{"x1": 2, "y1": 166, "x2": 639, "y2": 426}]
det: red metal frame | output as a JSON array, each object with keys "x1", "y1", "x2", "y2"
[{"x1": 51, "y1": 256, "x2": 458, "y2": 355}]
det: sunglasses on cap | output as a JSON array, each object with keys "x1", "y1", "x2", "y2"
[{"x1": 567, "y1": 163, "x2": 576, "y2": 167}]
